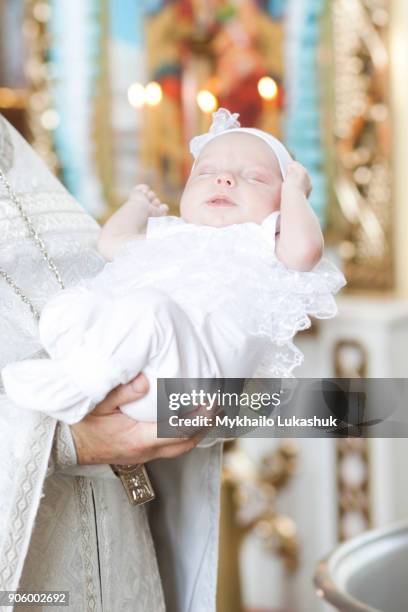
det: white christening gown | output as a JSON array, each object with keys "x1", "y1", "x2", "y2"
[
  {"x1": 2, "y1": 212, "x2": 346, "y2": 425},
  {"x1": 0, "y1": 115, "x2": 224, "y2": 612}
]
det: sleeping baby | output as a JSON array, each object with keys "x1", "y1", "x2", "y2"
[{"x1": 2, "y1": 108, "x2": 345, "y2": 423}]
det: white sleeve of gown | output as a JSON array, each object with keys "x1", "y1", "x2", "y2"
[
  {"x1": 1, "y1": 211, "x2": 346, "y2": 424},
  {"x1": 1, "y1": 285, "x2": 216, "y2": 424}
]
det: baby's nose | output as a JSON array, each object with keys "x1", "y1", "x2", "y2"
[{"x1": 215, "y1": 172, "x2": 235, "y2": 187}]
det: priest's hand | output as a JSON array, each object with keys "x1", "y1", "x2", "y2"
[{"x1": 70, "y1": 373, "x2": 206, "y2": 465}]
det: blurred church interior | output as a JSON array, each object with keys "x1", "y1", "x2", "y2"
[{"x1": 1, "y1": 1, "x2": 408, "y2": 610}]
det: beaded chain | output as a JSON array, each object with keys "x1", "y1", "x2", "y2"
[{"x1": 0, "y1": 168, "x2": 65, "y2": 320}]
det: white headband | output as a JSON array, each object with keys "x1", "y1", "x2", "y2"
[{"x1": 189, "y1": 108, "x2": 293, "y2": 178}]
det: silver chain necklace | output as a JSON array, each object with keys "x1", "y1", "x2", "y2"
[
  {"x1": 0, "y1": 168, "x2": 65, "y2": 320},
  {"x1": 0, "y1": 167, "x2": 155, "y2": 505}
]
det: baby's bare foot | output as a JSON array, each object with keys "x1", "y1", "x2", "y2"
[
  {"x1": 284, "y1": 162, "x2": 312, "y2": 197},
  {"x1": 133, "y1": 184, "x2": 169, "y2": 217}
]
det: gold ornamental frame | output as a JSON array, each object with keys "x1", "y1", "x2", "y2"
[
  {"x1": 328, "y1": 0, "x2": 392, "y2": 291},
  {"x1": 23, "y1": 0, "x2": 58, "y2": 173}
]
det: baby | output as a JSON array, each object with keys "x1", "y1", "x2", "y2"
[
  {"x1": 2, "y1": 109, "x2": 345, "y2": 424},
  {"x1": 100, "y1": 117, "x2": 319, "y2": 270}
]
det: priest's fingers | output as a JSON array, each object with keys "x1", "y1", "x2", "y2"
[
  {"x1": 92, "y1": 373, "x2": 149, "y2": 416},
  {"x1": 137, "y1": 420, "x2": 206, "y2": 447},
  {"x1": 133, "y1": 424, "x2": 207, "y2": 461},
  {"x1": 154, "y1": 431, "x2": 207, "y2": 459},
  {"x1": 71, "y1": 413, "x2": 206, "y2": 465},
  {"x1": 72, "y1": 375, "x2": 213, "y2": 464}
]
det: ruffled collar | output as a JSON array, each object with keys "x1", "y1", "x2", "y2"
[{"x1": 146, "y1": 211, "x2": 280, "y2": 250}]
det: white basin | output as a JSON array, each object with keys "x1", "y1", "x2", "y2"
[{"x1": 314, "y1": 520, "x2": 408, "y2": 611}]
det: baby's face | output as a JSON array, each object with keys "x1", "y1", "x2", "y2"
[{"x1": 180, "y1": 132, "x2": 283, "y2": 227}]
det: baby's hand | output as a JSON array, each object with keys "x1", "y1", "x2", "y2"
[
  {"x1": 129, "y1": 184, "x2": 169, "y2": 218},
  {"x1": 283, "y1": 162, "x2": 312, "y2": 197}
]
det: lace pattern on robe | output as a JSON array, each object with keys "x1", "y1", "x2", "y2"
[{"x1": 0, "y1": 117, "x2": 165, "y2": 611}]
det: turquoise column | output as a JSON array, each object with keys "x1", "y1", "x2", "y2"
[
  {"x1": 284, "y1": 0, "x2": 328, "y2": 227},
  {"x1": 48, "y1": 0, "x2": 106, "y2": 216}
]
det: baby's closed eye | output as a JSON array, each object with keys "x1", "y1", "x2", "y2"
[{"x1": 243, "y1": 172, "x2": 269, "y2": 183}]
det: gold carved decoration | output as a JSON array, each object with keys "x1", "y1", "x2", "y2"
[
  {"x1": 334, "y1": 339, "x2": 371, "y2": 541},
  {"x1": 334, "y1": 339, "x2": 368, "y2": 378},
  {"x1": 23, "y1": 0, "x2": 58, "y2": 173},
  {"x1": 330, "y1": 0, "x2": 392, "y2": 291},
  {"x1": 337, "y1": 438, "x2": 371, "y2": 541},
  {"x1": 93, "y1": 0, "x2": 115, "y2": 218},
  {"x1": 110, "y1": 464, "x2": 156, "y2": 506},
  {"x1": 217, "y1": 441, "x2": 298, "y2": 612}
]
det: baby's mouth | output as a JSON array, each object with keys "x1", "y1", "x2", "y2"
[{"x1": 206, "y1": 193, "x2": 237, "y2": 207}]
